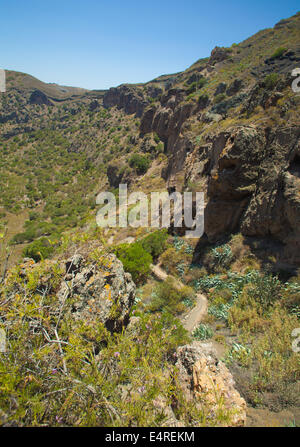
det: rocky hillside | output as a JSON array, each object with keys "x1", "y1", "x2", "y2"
[
  {"x1": 0, "y1": 241, "x2": 247, "y2": 427},
  {"x1": 0, "y1": 12, "x2": 300, "y2": 427},
  {"x1": 102, "y1": 12, "x2": 300, "y2": 267},
  {"x1": 1, "y1": 12, "x2": 300, "y2": 272}
]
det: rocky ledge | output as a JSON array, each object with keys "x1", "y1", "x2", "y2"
[
  {"x1": 174, "y1": 341, "x2": 247, "y2": 426},
  {"x1": 11, "y1": 252, "x2": 136, "y2": 333}
]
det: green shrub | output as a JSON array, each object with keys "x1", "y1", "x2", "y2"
[
  {"x1": 247, "y1": 272, "x2": 282, "y2": 311},
  {"x1": 264, "y1": 73, "x2": 279, "y2": 90},
  {"x1": 198, "y1": 94, "x2": 209, "y2": 109},
  {"x1": 160, "y1": 247, "x2": 183, "y2": 275},
  {"x1": 140, "y1": 229, "x2": 168, "y2": 259},
  {"x1": 282, "y1": 281, "x2": 300, "y2": 314},
  {"x1": 186, "y1": 78, "x2": 207, "y2": 95},
  {"x1": 115, "y1": 242, "x2": 152, "y2": 284},
  {"x1": 23, "y1": 237, "x2": 54, "y2": 261},
  {"x1": 10, "y1": 227, "x2": 37, "y2": 244},
  {"x1": 29, "y1": 211, "x2": 39, "y2": 221},
  {"x1": 214, "y1": 93, "x2": 226, "y2": 104},
  {"x1": 0, "y1": 278, "x2": 202, "y2": 427},
  {"x1": 225, "y1": 342, "x2": 251, "y2": 367},
  {"x1": 129, "y1": 154, "x2": 150, "y2": 174},
  {"x1": 270, "y1": 47, "x2": 287, "y2": 59},
  {"x1": 149, "y1": 278, "x2": 195, "y2": 315},
  {"x1": 10, "y1": 233, "x2": 29, "y2": 244},
  {"x1": 155, "y1": 142, "x2": 164, "y2": 154},
  {"x1": 153, "y1": 133, "x2": 160, "y2": 144}
]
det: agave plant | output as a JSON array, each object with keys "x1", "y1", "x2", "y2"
[{"x1": 192, "y1": 323, "x2": 214, "y2": 340}]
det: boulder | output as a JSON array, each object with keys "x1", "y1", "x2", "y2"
[
  {"x1": 202, "y1": 112, "x2": 223, "y2": 123},
  {"x1": 57, "y1": 253, "x2": 136, "y2": 332},
  {"x1": 209, "y1": 46, "x2": 230, "y2": 65},
  {"x1": 175, "y1": 341, "x2": 247, "y2": 426}
]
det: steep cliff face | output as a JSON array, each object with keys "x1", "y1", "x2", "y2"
[
  {"x1": 103, "y1": 84, "x2": 148, "y2": 117},
  {"x1": 99, "y1": 15, "x2": 300, "y2": 264},
  {"x1": 136, "y1": 12, "x2": 300, "y2": 266},
  {"x1": 184, "y1": 125, "x2": 300, "y2": 263}
]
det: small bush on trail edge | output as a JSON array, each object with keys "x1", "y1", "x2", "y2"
[
  {"x1": 149, "y1": 277, "x2": 195, "y2": 315},
  {"x1": 246, "y1": 272, "x2": 282, "y2": 311},
  {"x1": 23, "y1": 237, "x2": 54, "y2": 262},
  {"x1": 115, "y1": 242, "x2": 152, "y2": 284},
  {"x1": 192, "y1": 323, "x2": 213, "y2": 341},
  {"x1": 140, "y1": 229, "x2": 168, "y2": 260}
]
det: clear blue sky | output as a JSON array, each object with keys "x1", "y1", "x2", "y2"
[{"x1": 0, "y1": 0, "x2": 299, "y2": 90}]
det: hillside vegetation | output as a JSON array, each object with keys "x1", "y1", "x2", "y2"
[{"x1": 0, "y1": 12, "x2": 300, "y2": 427}]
